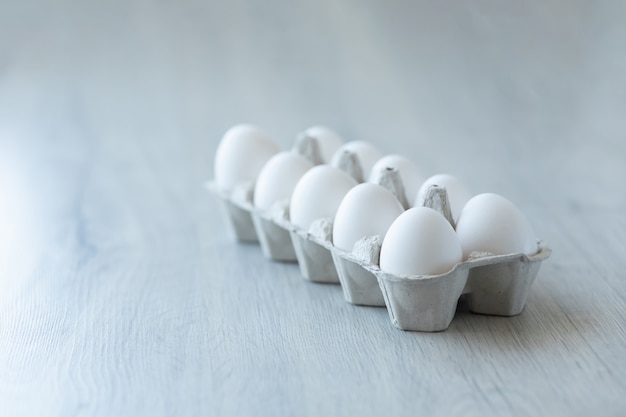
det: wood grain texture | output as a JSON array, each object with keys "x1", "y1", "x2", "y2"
[{"x1": 1, "y1": 0, "x2": 625, "y2": 416}]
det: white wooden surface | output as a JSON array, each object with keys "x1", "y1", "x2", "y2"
[{"x1": 1, "y1": 1, "x2": 625, "y2": 416}]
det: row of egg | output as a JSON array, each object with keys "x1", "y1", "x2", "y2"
[{"x1": 214, "y1": 124, "x2": 538, "y2": 277}]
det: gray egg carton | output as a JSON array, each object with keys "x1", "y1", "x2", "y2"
[
  {"x1": 375, "y1": 244, "x2": 551, "y2": 331},
  {"x1": 208, "y1": 142, "x2": 551, "y2": 332},
  {"x1": 329, "y1": 234, "x2": 551, "y2": 331}
]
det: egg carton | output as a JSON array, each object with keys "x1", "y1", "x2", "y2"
[
  {"x1": 208, "y1": 174, "x2": 551, "y2": 331},
  {"x1": 209, "y1": 131, "x2": 552, "y2": 332},
  {"x1": 377, "y1": 244, "x2": 551, "y2": 332},
  {"x1": 289, "y1": 219, "x2": 341, "y2": 283}
]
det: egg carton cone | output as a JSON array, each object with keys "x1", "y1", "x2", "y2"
[
  {"x1": 206, "y1": 181, "x2": 259, "y2": 242},
  {"x1": 251, "y1": 201, "x2": 298, "y2": 262},
  {"x1": 289, "y1": 219, "x2": 340, "y2": 284},
  {"x1": 367, "y1": 243, "x2": 551, "y2": 332}
]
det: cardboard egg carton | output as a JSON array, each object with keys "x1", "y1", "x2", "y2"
[
  {"x1": 208, "y1": 137, "x2": 551, "y2": 332},
  {"x1": 374, "y1": 243, "x2": 551, "y2": 331},
  {"x1": 328, "y1": 232, "x2": 550, "y2": 331}
]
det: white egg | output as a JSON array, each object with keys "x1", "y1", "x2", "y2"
[
  {"x1": 214, "y1": 124, "x2": 280, "y2": 190},
  {"x1": 289, "y1": 165, "x2": 358, "y2": 231},
  {"x1": 331, "y1": 141, "x2": 383, "y2": 179},
  {"x1": 300, "y1": 126, "x2": 343, "y2": 163},
  {"x1": 369, "y1": 155, "x2": 423, "y2": 204},
  {"x1": 332, "y1": 183, "x2": 404, "y2": 252},
  {"x1": 415, "y1": 174, "x2": 471, "y2": 221},
  {"x1": 455, "y1": 193, "x2": 537, "y2": 259},
  {"x1": 253, "y1": 152, "x2": 314, "y2": 210},
  {"x1": 380, "y1": 207, "x2": 463, "y2": 276}
]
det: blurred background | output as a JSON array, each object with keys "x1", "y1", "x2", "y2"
[
  {"x1": 2, "y1": 0, "x2": 624, "y2": 191},
  {"x1": 2, "y1": 0, "x2": 625, "y2": 270}
]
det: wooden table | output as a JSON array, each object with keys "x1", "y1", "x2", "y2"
[{"x1": 1, "y1": 1, "x2": 625, "y2": 416}]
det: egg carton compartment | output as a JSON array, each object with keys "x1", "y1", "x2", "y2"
[
  {"x1": 206, "y1": 181, "x2": 259, "y2": 242},
  {"x1": 289, "y1": 219, "x2": 340, "y2": 284},
  {"x1": 251, "y1": 202, "x2": 298, "y2": 262},
  {"x1": 363, "y1": 241, "x2": 551, "y2": 332},
  {"x1": 332, "y1": 252, "x2": 385, "y2": 307},
  {"x1": 331, "y1": 243, "x2": 386, "y2": 307}
]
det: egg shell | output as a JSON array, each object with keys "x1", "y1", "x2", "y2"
[
  {"x1": 253, "y1": 152, "x2": 314, "y2": 210},
  {"x1": 369, "y1": 155, "x2": 423, "y2": 205},
  {"x1": 300, "y1": 126, "x2": 343, "y2": 163},
  {"x1": 332, "y1": 183, "x2": 404, "y2": 252},
  {"x1": 214, "y1": 124, "x2": 280, "y2": 190},
  {"x1": 289, "y1": 165, "x2": 358, "y2": 231},
  {"x1": 331, "y1": 141, "x2": 382, "y2": 179},
  {"x1": 415, "y1": 174, "x2": 471, "y2": 221},
  {"x1": 380, "y1": 207, "x2": 463, "y2": 276},
  {"x1": 455, "y1": 193, "x2": 537, "y2": 259}
]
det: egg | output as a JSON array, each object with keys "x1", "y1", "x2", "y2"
[
  {"x1": 331, "y1": 141, "x2": 382, "y2": 179},
  {"x1": 214, "y1": 124, "x2": 280, "y2": 190},
  {"x1": 415, "y1": 174, "x2": 471, "y2": 221},
  {"x1": 369, "y1": 155, "x2": 423, "y2": 205},
  {"x1": 380, "y1": 207, "x2": 463, "y2": 276},
  {"x1": 289, "y1": 165, "x2": 358, "y2": 231},
  {"x1": 332, "y1": 183, "x2": 404, "y2": 252},
  {"x1": 253, "y1": 152, "x2": 314, "y2": 210},
  {"x1": 455, "y1": 193, "x2": 537, "y2": 259},
  {"x1": 299, "y1": 126, "x2": 343, "y2": 163}
]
